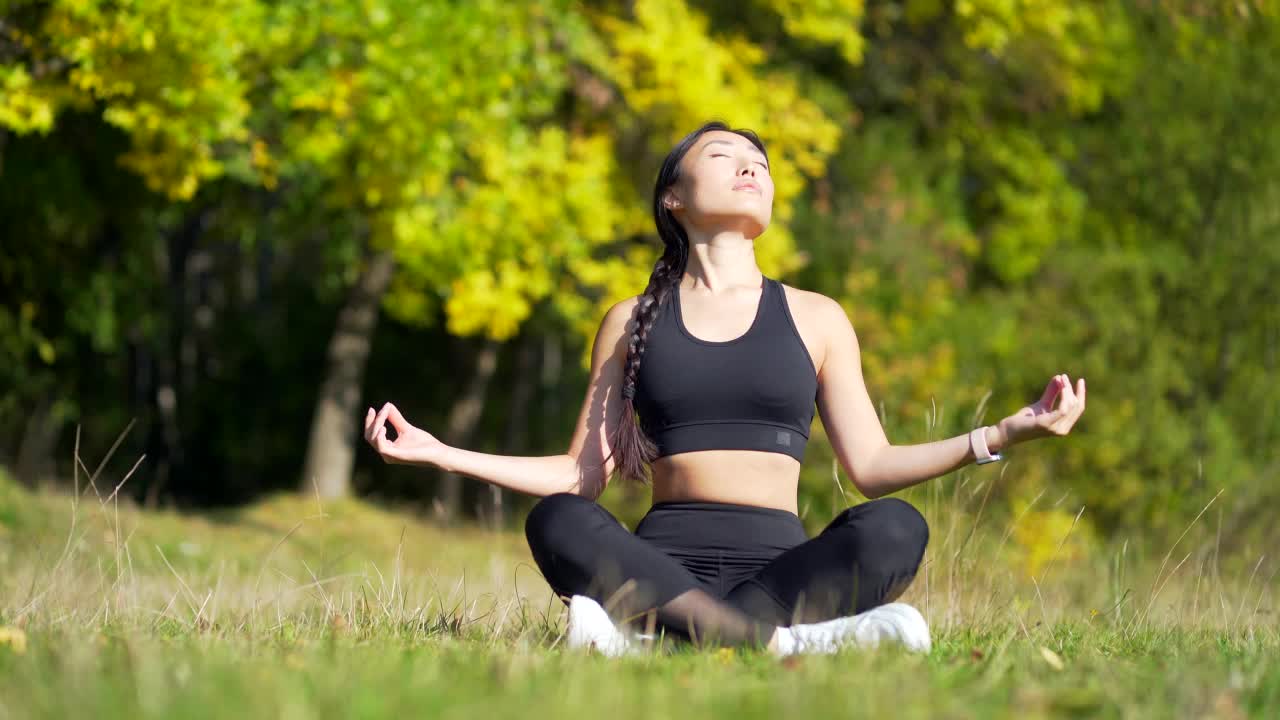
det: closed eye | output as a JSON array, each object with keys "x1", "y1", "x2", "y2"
[{"x1": 711, "y1": 153, "x2": 770, "y2": 171}]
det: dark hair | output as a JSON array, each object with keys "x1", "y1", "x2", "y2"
[{"x1": 608, "y1": 120, "x2": 770, "y2": 484}]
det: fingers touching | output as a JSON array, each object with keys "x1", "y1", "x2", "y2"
[
  {"x1": 1038, "y1": 375, "x2": 1064, "y2": 408},
  {"x1": 364, "y1": 402, "x2": 403, "y2": 452},
  {"x1": 1047, "y1": 374, "x2": 1086, "y2": 433},
  {"x1": 385, "y1": 404, "x2": 410, "y2": 433}
]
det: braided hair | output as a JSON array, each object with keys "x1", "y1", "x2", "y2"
[{"x1": 609, "y1": 121, "x2": 771, "y2": 484}]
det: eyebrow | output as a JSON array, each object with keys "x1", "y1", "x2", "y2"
[{"x1": 702, "y1": 139, "x2": 768, "y2": 161}]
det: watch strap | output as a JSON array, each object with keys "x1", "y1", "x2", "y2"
[{"x1": 970, "y1": 426, "x2": 1003, "y2": 465}]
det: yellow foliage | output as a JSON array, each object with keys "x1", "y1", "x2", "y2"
[
  {"x1": 594, "y1": 0, "x2": 843, "y2": 191},
  {"x1": 761, "y1": 0, "x2": 867, "y2": 65},
  {"x1": 445, "y1": 264, "x2": 535, "y2": 341},
  {"x1": 1010, "y1": 498, "x2": 1093, "y2": 579},
  {"x1": 954, "y1": 0, "x2": 1126, "y2": 113},
  {"x1": 0, "y1": 66, "x2": 61, "y2": 132},
  {"x1": 390, "y1": 127, "x2": 634, "y2": 342},
  {"x1": 9, "y1": 0, "x2": 263, "y2": 199},
  {"x1": 7, "y1": 0, "x2": 846, "y2": 355},
  {"x1": 0, "y1": 626, "x2": 26, "y2": 655},
  {"x1": 250, "y1": 138, "x2": 279, "y2": 190}
]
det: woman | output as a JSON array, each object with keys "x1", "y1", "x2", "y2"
[{"x1": 363, "y1": 121, "x2": 1087, "y2": 656}]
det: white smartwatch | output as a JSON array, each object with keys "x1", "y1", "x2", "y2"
[{"x1": 970, "y1": 426, "x2": 1003, "y2": 465}]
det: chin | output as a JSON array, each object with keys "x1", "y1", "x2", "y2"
[
  {"x1": 696, "y1": 204, "x2": 771, "y2": 235},
  {"x1": 741, "y1": 214, "x2": 772, "y2": 237},
  {"x1": 741, "y1": 212, "x2": 771, "y2": 238}
]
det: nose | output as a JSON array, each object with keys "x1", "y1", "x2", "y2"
[{"x1": 738, "y1": 163, "x2": 755, "y2": 177}]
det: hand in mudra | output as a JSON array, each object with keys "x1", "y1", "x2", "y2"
[
  {"x1": 999, "y1": 374, "x2": 1087, "y2": 447},
  {"x1": 364, "y1": 403, "x2": 447, "y2": 467}
]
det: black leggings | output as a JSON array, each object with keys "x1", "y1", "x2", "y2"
[{"x1": 524, "y1": 493, "x2": 929, "y2": 648}]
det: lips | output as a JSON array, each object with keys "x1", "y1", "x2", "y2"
[{"x1": 733, "y1": 182, "x2": 762, "y2": 193}]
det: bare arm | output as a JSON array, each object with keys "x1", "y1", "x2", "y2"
[
  {"x1": 814, "y1": 297, "x2": 1086, "y2": 499},
  {"x1": 364, "y1": 297, "x2": 638, "y2": 501}
]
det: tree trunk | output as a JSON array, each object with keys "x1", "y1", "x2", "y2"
[
  {"x1": 151, "y1": 208, "x2": 210, "y2": 499},
  {"x1": 540, "y1": 334, "x2": 562, "y2": 445},
  {"x1": 15, "y1": 396, "x2": 59, "y2": 488},
  {"x1": 300, "y1": 250, "x2": 395, "y2": 499},
  {"x1": 436, "y1": 338, "x2": 500, "y2": 522}
]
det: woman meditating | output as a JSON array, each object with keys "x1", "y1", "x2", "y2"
[{"x1": 363, "y1": 121, "x2": 1087, "y2": 656}]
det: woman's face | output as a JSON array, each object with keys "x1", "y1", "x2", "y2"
[{"x1": 664, "y1": 130, "x2": 774, "y2": 239}]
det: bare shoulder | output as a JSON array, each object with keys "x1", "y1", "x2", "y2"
[
  {"x1": 776, "y1": 283, "x2": 853, "y2": 373},
  {"x1": 591, "y1": 295, "x2": 643, "y2": 359},
  {"x1": 777, "y1": 282, "x2": 839, "y2": 317},
  {"x1": 601, "y1": 295, "x2": 642, "y2": 335}
]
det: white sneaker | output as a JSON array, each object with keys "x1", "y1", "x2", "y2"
[
  {"x1": 774, "y1": 602, "x2": 931, "y2": 655},
  {"x1": 565, "y1": 595, "x2": 645, "y2": 657}
]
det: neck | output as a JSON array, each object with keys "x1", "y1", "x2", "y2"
[{"x1": 681, "y1": 229, "x2": 763, "y2": 293}]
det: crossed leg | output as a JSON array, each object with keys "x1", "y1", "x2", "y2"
[
  {"x1": 723, "y1": 497, "x2": 930, "y2": 626},
  {"x1": 524, "y1": 493, "x2": 775, "y2": 647},
  {"x1": 524, "y1": 493, "x2": 929, "y2": 649}
]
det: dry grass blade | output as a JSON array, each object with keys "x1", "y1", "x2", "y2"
[
  {"x1": 79, "y1": 419, "x2": 137, "y2": 501},
  {"x1": 1128, "y1": 489, "x2": 1224, "y2": 633}
]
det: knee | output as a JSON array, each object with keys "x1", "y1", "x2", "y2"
[
  {"x1": 871, "y1": 498, "x2": 929, "y2": 568},
  {"x1": 874, "y1": 497, "x2": 929, "y2": 548},
  {"x1": 524, "y1": 492, "x2": 597, "y2": 554},
  {"x1": 837, "y1": 497, "x2": 930, "y2": 570}
]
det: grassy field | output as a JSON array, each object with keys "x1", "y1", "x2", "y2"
[{"x1": 1, "y1": 470, "x2": 1276, "y2": 719}]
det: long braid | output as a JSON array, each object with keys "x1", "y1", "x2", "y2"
[{"x1": 610, "y1": 251, "x2": 682, "y2": 484}]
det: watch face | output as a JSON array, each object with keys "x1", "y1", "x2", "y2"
[{"x1": 976, "y1": 454, "x2": 1003, "y2": 465}]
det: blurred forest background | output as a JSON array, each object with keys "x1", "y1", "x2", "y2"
[{"x1": 1, "y1": 0, "x2": 1277, "y2": 558}]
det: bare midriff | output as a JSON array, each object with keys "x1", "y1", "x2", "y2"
[{"x1": 649, "y1": 450, "x2": 802, "y2": 515}]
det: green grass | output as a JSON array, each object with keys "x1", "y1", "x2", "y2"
[{"x1": 1, "y1": 471, "x2": 1276, "y2": 719}]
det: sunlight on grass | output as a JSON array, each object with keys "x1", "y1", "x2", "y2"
[{"x1": 1, "y1": 469, "x2": 1276, "y2": 719}]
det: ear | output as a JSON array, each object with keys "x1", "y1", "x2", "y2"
[{"x1": 662, "y1": 189, "x2": 683, "y2": 211}]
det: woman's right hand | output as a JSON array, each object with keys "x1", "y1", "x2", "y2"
[{"x1": 364, "y1": 403, "x2": 450, "y2": 468}]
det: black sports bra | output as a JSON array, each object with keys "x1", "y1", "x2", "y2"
[{"x1": 633, "y1": 276, "x2": 819, "y2": 462}]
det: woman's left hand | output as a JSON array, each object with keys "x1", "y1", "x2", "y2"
[{"x1": 997, "y1": 373, "x2": 1086, "y2": 448}]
